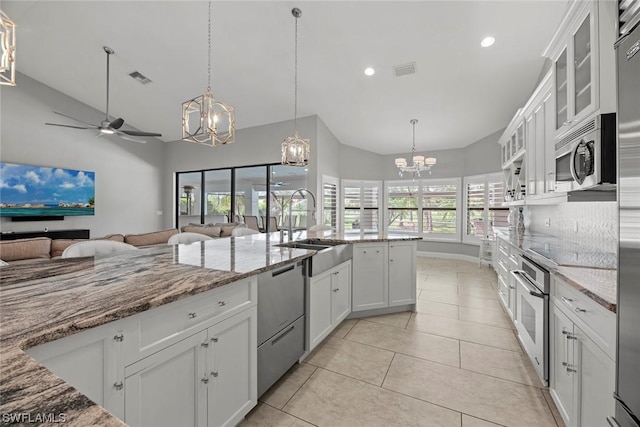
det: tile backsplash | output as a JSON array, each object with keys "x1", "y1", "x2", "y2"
[{"x1": 526, "y1": 201, "x2": 617, "y2": 254}]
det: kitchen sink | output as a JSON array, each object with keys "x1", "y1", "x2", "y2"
[{"x1": 276, "y1": 240, "x2": 352, "y2": 276}]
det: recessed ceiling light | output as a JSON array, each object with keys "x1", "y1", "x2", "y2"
[
  {"x1": 364, "y1": 67, "x2": 375, "y2": 76},
  {"x1": 481, "y1": 36, "x2": 495, "y2": 48}
]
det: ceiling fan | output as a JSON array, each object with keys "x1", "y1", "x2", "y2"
[{"x1": 45, "y1": 46, "x2": 162, "y2": 144}]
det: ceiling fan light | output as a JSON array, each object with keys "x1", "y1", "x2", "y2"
[
  {"x1": 0, "y1": 10, "x2": 16, "y2": 86},
  {"x1": 100, "y1": 128, "x2": 115, "y2": 135}
]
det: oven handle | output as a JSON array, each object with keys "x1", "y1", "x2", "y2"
[{"x1": 510, "y1": 270, "x2": 545, "y2": 299}]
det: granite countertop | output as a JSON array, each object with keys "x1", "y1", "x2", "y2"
[
  {"x1": 302, "y1": 230, "x2": 423, "y2": 243},
  {"x1": 494, "y1": 229, "x2": 617, "y2": 312},
  {"x1": 0, "y1": 235, "x2": 315, "y2": 426}
]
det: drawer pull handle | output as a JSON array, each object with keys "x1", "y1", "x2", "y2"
[
  {"x1": 188, "y1": 312, "x2": 197, "y2": 319},
  {"x1": 201, "y1": 377, "x2": 209, "y2": 384},
  {"x1": 113, "y1": 333, "x2": 124, "y2": 342},
  {"x1": 218, "y1": 301, "x2": 227, "y2": 307},
  {"x1": 574, "y1": 306, "x2": 587, "y2": 313},
  {"x1": 271, "y1": 325, "x2": 295, "y2": 346},
  {"x1": 211, "y1": 337, "x2": 219, "y2": 343},
  {"x1": 201, "y1": 342, "x2": 209, "y2": 348},
  {"x1": 566, "y1": 366, "x2": 577, "y2": 373},
  {"x1": 509, "y1": 285, "x2": 516, "y2": 290},
  {"x1": 562, "y1": 330, "x2": 577, "y2": 340},
  {"x1": 211, "y1": 371, "x2": 219, "y2": 378},
  {"x1": 333, "y1": 288, "x2": 339, "y2": 292},
  {"x1": 113, "y1": 381, "x2": 123, "y2": 391}
]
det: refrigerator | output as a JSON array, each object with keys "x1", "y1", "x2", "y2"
[{"x1": 613, "y1": 21, "x2": 640, "y2": 427}]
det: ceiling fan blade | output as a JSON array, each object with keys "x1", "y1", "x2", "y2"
[
  {"x1": 121, "y1": 130, "x2": 162, "y2": 137},
  {"x1": 116, "y1": 131, "x2": 147, "y2": 144},
  {"x1": 109, "y1": 118, "x2": 124, "y2": 129},
  {"x1": 45, "y1": 123, "x2": 93, "y2": 130},
  {"x1": 52, "y1": 111, "x2": 97, "y2": 127}
]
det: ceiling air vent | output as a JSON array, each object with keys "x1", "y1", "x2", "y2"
[
  {"x1": 393, "y1": 62, "x2": 416, "y2": 77},
  {"x1": 129, "y1": 71, "x2": 152, "y2": 85}
]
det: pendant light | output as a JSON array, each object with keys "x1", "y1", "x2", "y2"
[
  {"x1": 395, "y1": 119, "x2": 436, "y2": 178},
  {"x1": 0, "y1": 9, "x2": 16, "y2": 86},
  {"x1": 182, "y1": 2, "x2": 235, "y2": 147},
  {"x1": 281, "y1": 7, "x2": 310, "y2": 167}
]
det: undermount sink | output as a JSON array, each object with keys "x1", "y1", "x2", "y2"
[{"x1": 276, "y1": 240, "x2": 352, "y2": 276}]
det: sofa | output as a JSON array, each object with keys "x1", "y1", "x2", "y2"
[{"x1": 0, "y1": 223, "x2": 247, "y2": 264}]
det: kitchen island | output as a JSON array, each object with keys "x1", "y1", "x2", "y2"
[{"x1": 0, "y1": 231, "x2": 420, "y2": 426}]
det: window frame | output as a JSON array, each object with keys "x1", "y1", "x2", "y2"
[
  {"x1": 341, "y1": 179, "x2": 382, "y2": 236},
  {"x1": 462, "y1": 172, "x2": 508, "y2": 245},
  {"x1": 321, "y1": 175, "x2": 340, "y2": 232}
]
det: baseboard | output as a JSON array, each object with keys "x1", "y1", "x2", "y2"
[{"x1": 417, "y1": 251, "x2": 478, "y2": 264}]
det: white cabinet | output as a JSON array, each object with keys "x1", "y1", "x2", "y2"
[
  {"x1": 549, "y1": 276, "x2": 616, "y2": 427},
  {"x1": 499, "y1": 110, "x2": 527, "y2": 202},
  {"x1": 495, "y1": 237, "x2": 518, "y2": 320},
  {"x1": 309, "y1": 260, "x2": 352, "y2": 352},
  {"x1": 352, "y1": 241, "x2": 417, "y2": 313},
  {"x1": 352, "y1": 243, "x2": 388, "y2": 311},
  {"x1": 27, "y1": 277, "x2": 258, "y2": 427},
  {"x1": 26, "y1": 320, "x2": 130, "y2": 420},
  {"x1": 523, "y1": 70, "x2": 556, "y2": 198},
  {"x1": 543, "y1": 0, "x2": 617, "y2": 138},
  {"x1": 124, "y1": 331, "x2": 208, "y2": 427},
  {"x1": 388, "y1": 242, "x2": 416, "y2": 307}
]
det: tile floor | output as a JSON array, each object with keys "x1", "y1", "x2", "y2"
[{"x1": 239, "y1": 257, "x2": 566, "y2": 427}]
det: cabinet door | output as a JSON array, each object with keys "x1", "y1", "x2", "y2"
[
  {"x1": 309, "y1": 271, "x2": 333, "y2": 351},
  {"x1": 572, "y1": 12, "x2": 594, "y2": 123},
  {"x1": 124, "y1": 331, "x2": 208, "y2": 427},
  {"x1": 388, "y1": 242, "x2": 416, "y2": 307},
  {"x1": 555, "y1": 46, "x2": 569, "y2": 132},
  {"x1": 525, "y1": 113, "x2": 537, "y2": 195},
  {"x1": 352, "y1": 243, "x2": 388, "y2": 311},
  {"x1": 543, "y1": 88, "x2": 556, "y2": 193},
  {"x1": 208, "y1": 307, "x2": 257, "y2": 427},
  {"x1": 550, "y1": 305, "x2": 574, "y2": 427},
  {"x1": 331, "y1": 261, "x2": 352, "y2": 326},
  {"x1": 574, "y1": 325, "x2": 615, "y2": 427}
]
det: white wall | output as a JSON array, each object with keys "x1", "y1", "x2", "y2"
[{"x1": 0, "y1": 73, "x2": 166, "y2": 236}]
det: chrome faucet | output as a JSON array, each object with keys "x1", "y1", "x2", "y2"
[{"x1": 288, "y1": 188, "x2": 316, "y2": 241}]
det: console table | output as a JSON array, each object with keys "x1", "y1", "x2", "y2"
[{"x1": 0, "y1": 229, "x2": 90, "y2": 241}]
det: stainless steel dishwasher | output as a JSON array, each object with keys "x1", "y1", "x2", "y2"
[{"x1": 257, "y1": 260, "x2": 306, "y2": 397}]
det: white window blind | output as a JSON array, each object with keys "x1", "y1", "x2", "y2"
[
  {"x1": 488, "y1": 178, "x2": 509, "y2": 238},
  {"x1": 386, "y1": 183, "x2": 419, "y2": 234},
  {"x1": 464, "y1": 172, "x2": 506, "y2": 243},
  {"x1": 322, "y1": 176, "x2": 338, "y2": 230},
  {"x1": 422, "y1": 180, "x2": 460, "y2": 239},
  {"x1": 342, "y1": 180, "x2": 381, "y2": 234}
]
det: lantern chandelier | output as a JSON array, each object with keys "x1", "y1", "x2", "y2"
[
  {"x1": 395, "y1": 119, "x2": 436, "y2": 178},
  {"x1": 281, "y1": 7, "x2": 310, "y2": 167},
  {"x1": 0, "y1": 9, "x2": 16, "y2": 86},
  {"x1": 182, "y1": 2, "x2": 235, "y2": 147}
]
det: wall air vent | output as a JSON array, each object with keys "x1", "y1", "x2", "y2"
[
  {"x1": 129, "y1": 71, "x2": 152, "y2": 85},
  {"x1": 393, "y1": 62, "x2": 417, "y2": 77}
]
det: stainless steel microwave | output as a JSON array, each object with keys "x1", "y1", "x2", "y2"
[{"x1": 555, "y1": 113, "x2": 617, "y2": 192}]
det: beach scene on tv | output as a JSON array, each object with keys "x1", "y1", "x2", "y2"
[{"x1": 0, "y1": 162, "x2": 95, "y2": 217}]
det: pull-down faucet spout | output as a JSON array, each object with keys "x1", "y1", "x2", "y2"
[{"x1": 288, "y1": 188, "x2": 316, "y2": 241}]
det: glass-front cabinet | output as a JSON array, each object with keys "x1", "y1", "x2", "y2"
[{"x1": 544, "y1": 0, "x2": 617, "y2": 138}]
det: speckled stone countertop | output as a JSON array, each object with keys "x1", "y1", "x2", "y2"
[
  {"x1": 494, "y1": 229, "x2": 617, "y2": 312},
  {"x1": 0, "y1": 234, "x2": 316, "y2": 426},
  {"x1": 0, "y1": 231, "x2": 420, "y2": 425}
]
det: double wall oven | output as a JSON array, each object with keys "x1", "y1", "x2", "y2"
[{"x1": 511, "y1": 255, "x2": 551, "y2": 386}]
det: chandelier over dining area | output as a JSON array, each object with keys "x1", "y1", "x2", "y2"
[{"x1": 395, "y1": 119, "x2": 436, "y2": 178}]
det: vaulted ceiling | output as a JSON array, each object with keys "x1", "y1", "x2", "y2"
[{"x1": 4, "y1": 1, "x2": 568, "y2": 154}]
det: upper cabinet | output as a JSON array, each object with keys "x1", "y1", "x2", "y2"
[
  {"x1": 499, "y1": 109, "x2": 527, "y2": 203},
  {"x1": 543, "y1": 0, "x2": 617, "y2": 138}
]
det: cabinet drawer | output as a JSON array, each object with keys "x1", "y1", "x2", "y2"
[
  {"x1": 552, "y1": 277, "x2": 615, "y2": 359},
  {"x1": 126, "y1": 278, "x2": 257, "y2": 363},
  {"x1": 498, "y1": 238, "x2": 510, "y2": 254}
]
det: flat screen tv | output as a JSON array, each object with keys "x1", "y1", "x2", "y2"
[{"x1": 0, "y1": 162, "x2": 95, "y2": 217}]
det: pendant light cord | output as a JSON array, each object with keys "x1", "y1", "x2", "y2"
[
  {"x1": 293, "y1": 11, "x2": 299, "y2": 131},
  {"x1": 411, "y1": 119, "x2": 417, "y2": 162},
  {"x1": 207, "y1": 1, "x2": 212, "y2": 92}
]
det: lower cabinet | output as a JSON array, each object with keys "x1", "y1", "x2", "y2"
[
  {"x1": 352, "y1": 241, "x2": 416, "y2": 312},
  {"x1": 308, "y1": 260, "x2": 352, "y2": 352},
  {"x1": 550, "y1": 291, "x2": 615, "y2": 427},
  {"x1": 26, "y1": 278, "x2": 258, "y2": 427}
]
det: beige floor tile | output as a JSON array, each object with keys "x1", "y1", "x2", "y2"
[
  {"x1": 461, "y1": 414, "x2": 502, "y2": 427},
  {"x1": 407, "y1": 313, "x2": 522, "y2": 352},
  {"x1": 345, "y1": 319, "x2": 460, "y2": 367},
  {"x1": 420, "y1": 292, "x2": 505, "y2": 312},
  {"x1": 238, "y1": 403, "x2": 315, "y2": 427},
  {"x1": 284, "y1": 368, "x2": 462, "y2": 427},
  {"x1": 542, "y1": 388, "x2": 567, "y2": 427},
  {"x1": 415, "y1": 299, "x2": 459, "y2": 320},
  {"x1": 383, "y1": 354, "x2": 557, "y2": 427},
  {"x1": 457, "y1": 286, "x2": 499, "y2": 300},
  {"x1": 260, "y1": 363, "x2": 318, "y2": 409},
  {"x1": 458, "y1": 306, "x2": 513, "y2": 330},
  {"x1": 362, "y1": 311, "x2": 412, "y2": 329},
  {"x1": 422, "y1": 282, "x2": 460, "y2": 292},
  {"x1": 460, "y1": 341, "x2": 543, "y2": 387},
  {"x1": 426, "y1": 272, "x2": 460, "y2": 283},
  {"x1": 329, "y1": 319, "x2": 358, "y2": 338},
  {"x1": 305, "y1": 336, "x2": 394, "y2": 386}
]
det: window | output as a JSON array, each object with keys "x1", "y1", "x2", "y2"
[
  {"x1": 384, "y1": 178, "x2": 461, "y2": 241},
  {"x1": 342, "y1": 180, "x2": 381, "y2": 234},
  {"x1": 321, "y1": 175, "x2": 339, "y2": 231},
  {"x1": 463, "y1": 172, "x2": 509, "y2": 243}
]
